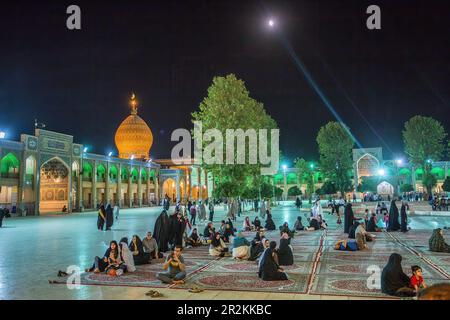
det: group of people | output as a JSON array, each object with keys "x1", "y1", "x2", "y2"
[{"x1": 96, "y1": 203, "x2": 120, "y2": 231}]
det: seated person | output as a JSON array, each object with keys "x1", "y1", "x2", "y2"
[
  {"x1": 429, "y1": 228, "x2": 450, "y2": 253},
  {"x1": 232, "y1": 232, "x2": 251, "y2": 260},
  {"x1": 129, "y1": 235, "x2": 151, "y2": 265},
  {"x1": 186, "y1": 228, "x2": 202, "y2": 247},
  {"x1": 203, "y1": 222, "x2": 216, "y2": 241},
  {"x1": 317, "y1": 215, "x2": 328, "y2": 229},
  {"x1": 253, "y1": 217, "x2": 262, "y2": 230},
  {"x1": 355, "y1": 222, "x2": 372, "y2": 250},
  {"x1": 209, "y1": 232, "x2": 229, "y2": 257},
  {"x1": 367, "y1": 213, "x2": 382, "y2": 232},
  {"x1": 278, "y1": 232, "x2": 294, "y2": 266},
  {"x1": 156, "y1": 245, "x2": 186, "y2": 285},
  {"x1": 258, "y1": 241, "x2": 288, "y2": 281},
  {"x1": 264, "y1": 211, "x2": 276, "y2": 231},
  {"x1": 219, "y1": 220, "x2": 226, "y2": 235},
  {"x1": 348, "y1": 220, "x2": 361, "y2": 239},
  {"x1": 142, "y1": 232, "x2": 162, "y2": 259},
  {"x1": 279, "y1": 222, "x2": 294, "y2": 238},
  {"x1": 242, "y1": 217, "x2": 252, "y2": 231},
  {"x1": 118, "y1": 237, "x2": 136, "y2": 273},
  {"x1": 381, "y1": 253, "x2": 415, "y2": 297},
  {"x1": 248, "y1": 230, "x2": 266, "y2": 261},
  {"x1": 86, "y1": 240, "x2": 121, "y2": 273},
  {"x1": 410, "y1": 265, "x2": 427, "y2": 294},
  {"x1": 294, "y1": 216, "x2": 305, "y2": 231},
  {"x1": 306, "y1": 217, "x2": 320, "y2": 231},
  {"x1": 223, "y1": 223, "x2": 235, "y2": 243}
]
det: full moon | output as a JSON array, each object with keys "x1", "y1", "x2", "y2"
[{"x1": 268, "y1": 19, "x2": 274, "y2": 27}]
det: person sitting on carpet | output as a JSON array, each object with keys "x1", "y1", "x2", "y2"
[
  {"x1": 86, "y1": 240, "x2": 120, "y2": 273},
  {"x1": 232, "y1": 232, "x2": 251, "y2": 260},
  {"x1": 209, "y1": 232, "x2": 229, "y2": 257},
  {"x1": 129, "y1": 235, "x2": 151, "y2": 265},
  {"x1": 156, "y1": 245, "x2": 186, "y2": 285},
  {"x1": 142, "y1": 232, "x2": 162, "y2": 259},
  {"x1": 264, "y1": 210, "x2": 276, "y2": 231},
  {"x1": 318, "y1": 214, "x2": 328, "y2": 229},
  {"x1": 294, "y1": 216, "x2": 305, "y2": 231},
  {"x1": 429, "y1": 228, "x2": 450, "y2": 253},
  {"x1": 243, "y1": 216, "x2": 252, "y2": 231},
  {"x1": 219, "y1": 220, "x2": 227, "y2": 235},
  {"x1": 381, "y1": 253, "x2": 416, "y2": 297},
  {"x1": 253, "y1": 216, "x2": 262, "y2": 230},
  {"x1": 348, "y1": 220, "x2": 361, "y2": 239},
  {"x1": 203, "y1": 222, "x2": 215, "y2": 240},
  {"x1": 278, "y1": 231, "x2": 294, "y2": 266},
  {"x1": 410, "y1": 265, "x2": 427, "y2": 294},
  {"x1": 248, "y1": 230, "x2": 266, "y2": 261},
  {"x1": 306, "y1": 217, "x2": 320, "y2": 231},
  {"x1": 355, "y1": 222, "x2": 373, "y2": 250},
  {"x1": 367, "y1": 213, "x2": 382, "y2": 232},
  {"x1": 119, "y1": 237, "x2": 136, "y2": 273},
  {"x1": 223, "y1": 222, "x2": 235, "y2": 243},
  {"x1": 279, "y1": 222, "x2": 294, "y2": 238},
  {"x1": 258, "y1": 241, "x2": 288, "y2": 281},
  {"x1": 186, "y1": 228, "x2": 202, "y2": 247}
]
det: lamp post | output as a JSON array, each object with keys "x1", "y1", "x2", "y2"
[
  {"x1": 282, "y1": 165, "x2": 287, "y2": 202},
  {"x1": 395, "y1": 159, "x2": 402, "y2": 196}
]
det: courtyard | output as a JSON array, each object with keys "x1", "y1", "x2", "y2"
[{"x1": 0, "y1": 203, "x2": 449, "y2": 300}]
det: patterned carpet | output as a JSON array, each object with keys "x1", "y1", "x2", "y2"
[{"x1": 51, "y1": 222, "x2": 450, "y2": 298}]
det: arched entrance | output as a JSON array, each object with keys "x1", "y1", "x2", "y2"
[
  {"x1": 377, "y1": 181, "x2": 394, "y2": 197},
  {"x1": 39, "y1": 158, "x2": 70, "y2": 213},
  {"x1": 357, "y1": 153, "x2": 380, "y2": 182},
  {"x1": 162, "y1": 178, "x2": 176, "y2": 202}
]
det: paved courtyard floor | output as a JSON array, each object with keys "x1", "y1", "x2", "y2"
[{"x1": 0, "y1": 204, "x2": 449, "y2": 300}]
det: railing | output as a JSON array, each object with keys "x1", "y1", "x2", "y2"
[
  {"x1": 82, "y1": 176, "x2": 92, "y2": 182},
  {"x1": 1, "y1": 173, "x2": 19, "y2": 179}
]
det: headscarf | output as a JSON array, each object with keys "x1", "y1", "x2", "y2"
[
  {"x1": 129, "y1": 235, "x2": 144, "y2": 254},
  {"x1": 211, "y1": 232, "x2": 222, "y2": 247},
  {"x1": 387, "y1": 200, "x2": 400, "y2": 231},
  {"x1": 258, "y1": 241, "x2": 277, "y2": 274},
  {"x1": 429, "y1": 228, "x2": 450, "y2": 252},
  {"x1": 381, "y1": 253, "x2": 410, "y2": 295}
]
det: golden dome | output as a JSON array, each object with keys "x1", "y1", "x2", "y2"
[{"x1": 115, "y1": 93, "x2": 153, "y2": 160}]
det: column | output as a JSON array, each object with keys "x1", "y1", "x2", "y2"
[
  {"x1": 411, "y1": 166, "x2": 416, "y2": 191},
  {"x1": 128, "y1": 167, "x2": 132, "y2": 207},
  {"x1": 34, "y1": 159, "x2": 40, "y2": 216},
  {"x1": 283, "y1": 171, "x2": 287, "y2": 201},
  {"x1": 117, "y1": 163, "x2": 122, "y2": 207},
  {"x1": 176, "y1": 174, "x2": 181, "y2": 202},
  {"x1": 197, "y1": 167, "x2": 202, "y2": 200},
  {"x1": 138, "y1": 168, "x2": 142, "y2": 207},
  {"x1": 77, "y1": 163, "x2": 82, "y2": 211},
  {"x1": 146, "y1": 168, "x2": 151, "y2": 205},
  {"x1": 92, "y1": 161, "x2": 97, "y2": 209},
  {"x1": 445, "y1": 162, "x2": 448, "y2": 179},
  {"x1": 105, "y1": 162, "x2": 110, "y2": 204},
  {"x1": 17, "y1": 153, "x2": 26, "y2": 215}
]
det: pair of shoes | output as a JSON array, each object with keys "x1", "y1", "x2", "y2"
[
  {"x1": 146, "y1": 290, "x2": 163, "y2": 298},
  {"x1": 189, "y1": 286, "x2": 204, "y2": 293},
  {"x1": 145, "y1": 290, "x2": 156, "y2": 296},
  {"x1": 57, "y1": 270, "x2": 68, "y2": 277}
]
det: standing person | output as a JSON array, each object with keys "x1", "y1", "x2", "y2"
[
  {"x1": 387, "y1": 199, "x2": 401, "y2": 232},
  {"x1": 189, "y1": 202, "x2": 197, "y2": 226},
  {"x1": 105, "y1": 204, "x2": 114, "y2": 231},
  {"x1": 254, "y1": 199, "x2": 259, "y2": 213},
  {"x1": 97, "y1": 205, "x2": 106, "y2": 231},
  {"x1": 153, "y1": 210, "x2": 170, "y2": 253},
  {"x1": 400, "y1": 201, "x2": 409, "y2": 232},
  {"x1": 295, "y1": 197, "x2": 301, "y2": 210},
  {"x1": 156, "y1": 246, "x2": 186, "y2": 285},
  {"x1": 113, "y1": 203, "x2": 120, "y2": 220},
  {"x1": 172, "y1": 212, "x2": 186, "y2": 248},
  {"x1": 199, "y1": 200, "x2": 207, "y2": 222},
  {"x1": 0, "y1": 207, "x2": 5, "y2": 228},
  {"x1": 260, "y1": 199, "x2": 266, "y2": 219},
  {"x1": 187, "y1": 200, "x2": 192, "y2": 213},
  {"x1": 343, "y1": 202, "x2": 354, "y2": 234},
  {"x1": 208, "y1": 200, "x2": 214, "y2": 222}
]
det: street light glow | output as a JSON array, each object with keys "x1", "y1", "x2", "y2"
[
  {"x1": 83, "y1": 147, "x2": 88, "y2": 153},
  {"x1": 268, "y1": 19, "x2": 275, "y2": 27},
  {"x1": 108, "y1": 151, "x2": 113, "y2": 157},
  {"x1": 0, "y1": 131, "x2": 5, "y2": 139},
  {"x1": 378, "y1": 168, "x2": 385, "y2": 176},
  {"x1": 396, "y1": 159, "x2": 403, "y2": 165},
  {"x1": 282, "y1": 164, "x2": 287, "y2": 171}
]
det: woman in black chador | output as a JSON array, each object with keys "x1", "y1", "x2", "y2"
[
  {"x1": 264, "y1": 210, "x2": 276, "y2": 231},
  {"x1": 129, "y1": 235, "x2": 150, "y2": 265},
  {"x1": 153, "y1": 210, "x2": 170, "y2": 252},
  {"x1": 97, "y1": 205, "x2": 106, "y2": 231},
  {"x1": 171, "y1": 212, "x2": 186, "y2": 248},
  {"x1": 105, "y1": 204, "x2": 114, "y2": 231},
  {"x1": 381, "y1": 253, "x2": 415, "y2": 297},
  {"x1": 278, "y1": 232, "x2": 294, "y2": 266},
  {"x1": 400, "y1": 201, "x2": 409, "y2": 232},
  {"x1": 343, "y1": 203, "x2": 354, "y2": 234},
  {"x1": 387, "y1": 199, "x2": 401, "y2": 231},
  {"x1": 258, "y1": 241, "x2": 288, "y2": 281}
]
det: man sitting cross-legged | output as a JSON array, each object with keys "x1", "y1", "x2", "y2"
[{"x1": 156, "y1": 245, "x2": 186, "y2": 285}]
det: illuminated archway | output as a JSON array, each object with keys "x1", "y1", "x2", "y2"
[
  {"x1": 377, "y1": 181, "x2": 394, "y2": 196},
  {"x1": 357, "y1": 153, "x2": 380, "y2": 182},
  {"x1": 1, "y1": 153, "x2": 20, "y2": 178},
  {"x1": 39, "y1": 157, "x2": 70, "y2": 213},
  {"x1": 162, "y1": 178, "x2": 176, "y2": 202}
]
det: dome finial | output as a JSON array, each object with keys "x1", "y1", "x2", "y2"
[{"x1": 130, "y1": 92, "x2": 138, "y2": 115}]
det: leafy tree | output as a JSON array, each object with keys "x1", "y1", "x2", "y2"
[
  {"x1": 288, "y1": 186, "x2": 302, "y2": 196},
  {"x1": 442, "y1": 177, "x2": 450, "y2": 193},
  {"x1": 274, "y1": 187, "x2": 284, "y2": 199},
  {"x1": 294, "y1": 158, "x2": 315, "y2": 197},
  {"x1": 357, "y1": 176, "x2": 378, "y2": 193},
  {"x1": 403, "y1": 116, "x2": 447, "y2": 195},
  {"x1": 192, "y1": 74, "x2": 278, "y2": 198},
  {"x1": 400, "y1": 183, "x2": 414, "y2": 193},
  {"x1": 316, "y1": 122, "x2": 355, "y2": 195},
  {"x1": 320, "y1": 180, "x2": 337, "y2": 195}
]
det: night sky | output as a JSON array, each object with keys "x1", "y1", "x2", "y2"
[{"x1": 0, "y1": 0, "x2": 448, "y2": 164}]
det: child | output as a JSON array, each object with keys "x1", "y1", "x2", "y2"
[
  {"x1": 410, "y1": 265, "x2": 427, "y2": 294},
  {"x1": 383, "y1": 212, "x2": 389, "y2": 230}
]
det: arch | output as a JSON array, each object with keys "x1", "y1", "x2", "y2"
[
  {"x1": 314, "y1": 171, "x2": 323, "y2": 183},
  {"x1": 415, "y1": 168, "x2": 424, "y2": 181},
  {"x1": 431, "y1": 167, "x2": 445, "y2": 180},
  {"x1": 109, "y1": 165, "x2": 118, "y2": 182},
  {"x1": 149, "y1": 169, "x2": 156, "y2": 183},
  {"x1": 96, "y1": 164, "x2": 106, "y2": 182},
  {"x1": 287, "y1": 172, "x2": 297, "y2": 184},
  {"x1": 131, "y1": 168, "x2": 139, "y2": 183},
  {"x1": 141, "y1": 169, "x2": 148, "y2": 183},
  {"x1": 398, "y1": 168, "x2": 411, "y2": 177},
  {"x1": 25, "y1": 155, "x2": 36, "y2": 175},
  {"x1": 121, "y1": 167, "x2": 129, "y2": 180},
  {"x1": 273, "y1": 173, "x2": 284, "y2": 185},
  {"x1": 162, "y1": 178, "x2": 176, "y2": 201},
  {"x1": 82, "y1": 162, "x2": 93, "y2": 180},
  {"x1": 1, "y1": 152, "x2": 20, "y2": 178},
  {"x1": 377, "y1": 181, "x2": 394, "y2": 196},
  {"x1": 39, "y1": 157, "x2": 70, "y2": 213},
  {"x1": 357, "y1": 153, "x2": 380, "y2": 179}
]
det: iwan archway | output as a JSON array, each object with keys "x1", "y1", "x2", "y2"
[{"x1": 39, "y1": 158, "x2": 70, "y2": 213}]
